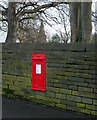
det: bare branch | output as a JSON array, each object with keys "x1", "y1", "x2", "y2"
[
  {"x1": 0, "y1": 18, "x2": 8, "y2": 22},
  {"x1": 19, "y1": 14, "x2": 39, "y2": 22},
  {"x1": 0, "y1": 10, "x2": 7, "y2": 16},
  {"x1": 43, "y1": 11, "x2": 59, "y2": 24},
  {"x1": 91, "y1": 11, "x2": 97, "y2": 19},
  {"x1": 17, "y1": 2, "x2": 69, "y2": 17},
  {"x1": 16, "y1": 2, "x2": 38, "y2": 16},
  {"x1": 0, "y1": 4, "x2": 7, "y2": 10}
]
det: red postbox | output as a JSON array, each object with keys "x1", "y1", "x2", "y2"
[{"x1": 32, "y1": 53, "x2": 45, "y2": 91}]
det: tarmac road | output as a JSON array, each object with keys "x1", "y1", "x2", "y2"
[{"x1": 2, "y1": 96, "x2": 93, "y2": 119}]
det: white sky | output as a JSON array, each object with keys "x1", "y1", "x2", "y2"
[{"x1": 0, "y1": 0, "x2": 96, "y2": 42}]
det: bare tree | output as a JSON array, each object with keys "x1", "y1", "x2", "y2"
[
  {"x1": 69, "y1": 2, "x2": 92, "y2": 43},
  {"x1": 69, "y1": 2, "x2": 80, "y2": 43},
  {"x1": 6, "y1": 2, "x2": 17, "y2": 42},
  {"x1": 19, "y1": 19, "x2": 46, "y2": 43},
  {"x1": 0, "y1": 1, "x2": 93, "y2": 43},
  {"x1": 56, "y1": 4, "x2": 70, "y2": 43},
  {"x1": 0, "y1": 1, "x2": 69, "y2": 43}
]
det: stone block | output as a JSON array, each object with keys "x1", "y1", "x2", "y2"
[
  {"x1": 94, "y1": 88, "x2": 97, "y2": 93},
  {"x1": 54, "y1": 83, "x2": 63, "y2": 88},
  {"x1": 59, "y1": 80, "x2": 67, "y2": 84},
  {"x1": 72, "y1": 90, "x2": 97, "y2": 99},
  {"x1": 69, "y1": 85, "x2": 78, "y2": 90},
  {"x1": 61, "y1": 100, "x2": 76, "y2": 106},
  {"x1": 57, "y1": 76, "x2": 67, "y2": 80},
  {"x1": 14, "y1": 90, "x2": 24, "y2": 96},
  {"x1": 86, "y1": 79, "x2": 96, "y2": 84},
  {"x1": 79, "y1": 109, "x2": 91, "y2": 114},
  {"x1": 40, "y1": 96, "x2": 50, "y2": 101},
  {"x1": 53, "y1": 83, "x2": 59, "y2": 87},
  {"x1": 91, "y1": 111, "x2": 97, "y2": 116},
  {"x1": 67, "y1": 95, "x2": 81, "y2": 102},
  {"x1": 49, "y1": 79, "x2": 59, "y2": 83},
  {"x1": 56, "y1": 93, "x2": 66, "y2": 99},
  {"x1": 60, "y1": 89, "x2": 71, "y2": 94},
  {"x1": 74, "y1": 82, "x2": 88, "y2": 87},
  {"x1": 65, "y1": 72, "x2": 75, "y2": 77},
  {"x1": 16, "y1": 76, "x2": 27, "y2": 82},
  {"x1": 67, "y1": 106, "x2": 91, "y2": 114},
  {"x1": 53, "y1": 88, "x2": 60, "y2": 93},
  {"x1": 56, "y1": 104, "x2": 66, "y2": 109},
  {"x1": 93, "y1": 100, "x2": 97, "y2": 105},
  {"x1": 76, "y1": 103, "x2": 85, "y2": 108},
  {"x1": 46, "y1": 91, "x2": 55, "y2": 98},
  {"x1": 82, "y1": 98, "x2": 92, "y2": 104},
  {"x1": 35, "y1": 94, "x2": 42, "y2": 99},
  {"x1": 50, "y1": 98, "x2": 60, "y2": 104},
  {"x1": 47, "y1": 87, "x2": 54, "y2": 91},
  {"x1": 88, "y1": 83, "x2": 96, "y2": 88},
  {"x1": 86, "y1": 104, "x2": 97, "y2": 110},
  {"x1": 78, "y1": 87, "x2": 93, "y2": 92},
  {"x1": 68, "y1": 77, "x2": 85, "y2": 82},
  {"x1": 69, "y1": 44, "x2": 86, "y2": 52},
  {"x1": 46, "y1": 82, "x2": 54, "y2": 87}
]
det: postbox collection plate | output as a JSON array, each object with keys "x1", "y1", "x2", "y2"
[
  {"x1": 36, "y1": 64, "x2": 41, "y2": 74},
  {"x1": 32, "y1": 53, "x2": 45, "y2": 91}
]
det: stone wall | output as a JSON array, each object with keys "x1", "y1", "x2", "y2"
[{"x1": 2, "y1": 43, "x2": 97, "y2": 116}]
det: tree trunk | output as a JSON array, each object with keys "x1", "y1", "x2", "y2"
[
  {"x1": 69, "y1": 2, "x2": 92, "y2": 43},
  {"x1": 69, "y1": 2, "x2": 80, "y2": 43},
  {"x1": 6, "y1": 2, "x2": 16, "y2": 43},
  {"x1": 81, "y1": 2, "x2": 92, "y2": 43}
]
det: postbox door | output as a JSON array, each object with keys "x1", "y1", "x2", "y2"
[
  {"x1": 32, "y1": 53, "x2": 45, "y2": 91},
  {"x1": 33, "y1": 62, "x2": 43, "y2": 89}
]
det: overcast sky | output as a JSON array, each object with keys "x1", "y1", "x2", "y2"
[{"x1": 0, "y1": 0, "x2": 96, "y2": 43}]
